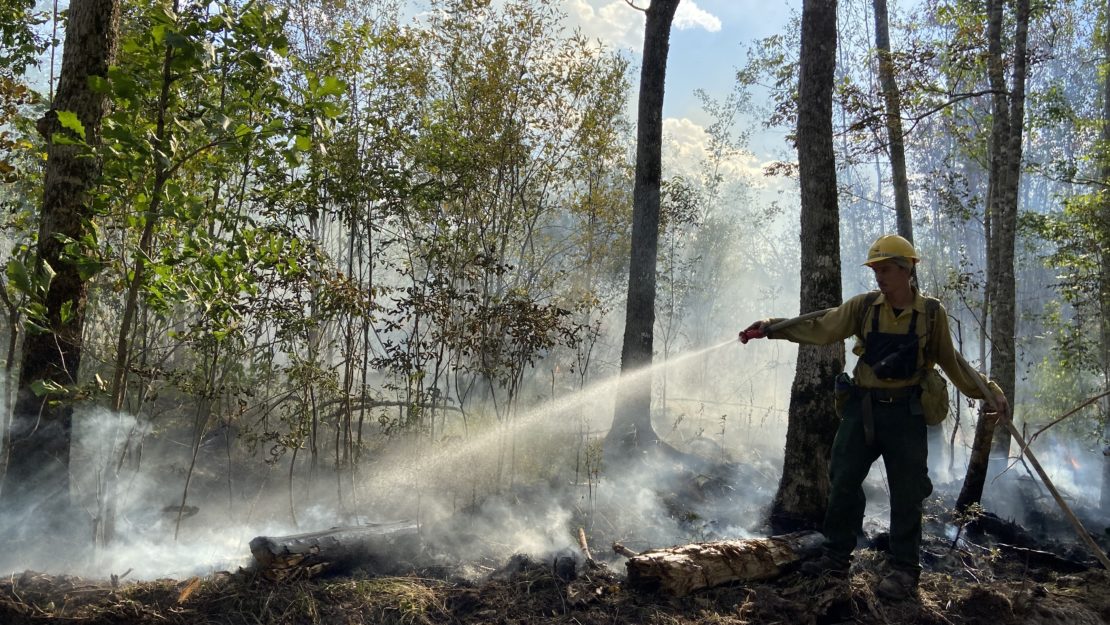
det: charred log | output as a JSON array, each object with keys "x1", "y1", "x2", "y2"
[
  {"x1": 996, "y1": 543, "x2": 1092, "y2": 573},
  {"x1": 249, "y1": 521, "x2": 420, "y2": 582},
  {"x1": 612, "y1": 542, "x2": 639, "y2": 558},
  {"x1": 625, "y1": 531, "x2": 824, "y2": 596},
  {"x1": 965, "y1": 510, "x2": 1037, "y2": 547}
]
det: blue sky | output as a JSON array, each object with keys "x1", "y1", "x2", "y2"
[
  {"x1": 28, "y1": 0, "x2": 798, "y2": 185},
  {"x1": 561, "y1": 0, "x2": 798, "y2": 184},
  {"x1": 564, "y1": 3, "x2": 794, "y2": 136}
]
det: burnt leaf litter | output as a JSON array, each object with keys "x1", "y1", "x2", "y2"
[{"x1": 3, "y1": 469, "x2": 1110, "y2": 625}]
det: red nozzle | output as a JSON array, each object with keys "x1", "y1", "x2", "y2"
[{"x1": 739, "y1": 328, "x2": 764, "y2": 344}]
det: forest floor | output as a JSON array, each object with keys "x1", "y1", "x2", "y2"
[
  {"x1": 4, "y1": 460, "x2": 1110, "y2": 625},
  {"x1": 2, "y1": 543, "x2": 1109, "y2": 625}
]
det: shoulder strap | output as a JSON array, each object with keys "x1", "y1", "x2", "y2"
[
  {"x1": 856, "y1": 291, "x2": 881, "y2": 339},
  {"x1": 924, "y1": 297, "x2": 940, "y2": 360}
]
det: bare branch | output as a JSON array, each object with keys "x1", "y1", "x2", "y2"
[
  {"x1": 624, "y1": 0, "x2": 646, "y2": 12},
  {"x1": 1028, "y1": 389, "x2": 1110, "y2": 442}
]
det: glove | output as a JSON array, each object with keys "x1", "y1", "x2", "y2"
[
  {"x1": 739, "y1": 320, "x2": 768, "y2": 344},
  {"x1": 984, "y1": 393, "x2": 1011, "y2": 425}
]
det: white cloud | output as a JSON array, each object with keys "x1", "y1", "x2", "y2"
[
  {"x1": 563, "y1": 1, "x2": 723, "y2": 50},
  {"x1": 663, "y1": 117, "x2": 711, "y2": 167},
  {"x1": 563, "y1": 0, "x2": 644, "y2": 50},
  {"x1": 674, "y1": 1, "x2": 722, "y2": 32},
  {"x1": 662, "y1": 117, "x2": 764, "y2": 183}
]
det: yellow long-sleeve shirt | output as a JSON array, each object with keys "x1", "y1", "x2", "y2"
[{"x1": 766, "y1": 291, "x2": 1002, "y2": 399}]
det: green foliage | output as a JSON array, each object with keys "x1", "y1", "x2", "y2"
[
  {"x1": 0, "y1": 0, "x2": 634, "y2": 496},
  {"x1": 0, "y1": 0, "x2": 46, "y2": 78},
  {"x1": 347, "y1": 0, "x2": 633, "y2": 429},
  {"x1": 5, "y1": 246, "x2": 54, "y2": 333},
  {"x1": 1022, "y1": 193, "x2": 1108, "y2": 376},
  {"x1": 0, "y1": 0, "x2": 45, "y2": 203}
]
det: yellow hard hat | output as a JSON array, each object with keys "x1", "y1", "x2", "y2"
[{"x1": 863, "y1": 234, "x2": 919, "y2": 266}]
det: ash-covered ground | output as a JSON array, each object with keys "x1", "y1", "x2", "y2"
[{"x1": 4, "y1": 449, "x2": 1110, "y2": 625}]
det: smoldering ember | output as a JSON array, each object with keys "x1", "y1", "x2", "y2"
[{"x1": 1, "y1": 0, "x2": 1110, "y2": 624}]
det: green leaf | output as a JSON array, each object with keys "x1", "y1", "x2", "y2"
[
  {"x1": 318, "y1": 76, "x2": 347, "y2": 98},
  {"x1": 121, "y1": 38, "x2": 144, "y2": 55},
  {"x1": 30, "y1": 378, "x2": 70, "y2": 397},
  {"x1": 152, "y1": 3, "x2": 178, "y2": 25},
  {"x1": 55, "y1": 110, "x2": 86, "y2": 141},
  {"x1": 165, "y1": 31, "x2": 189, "y2": 50},
  {"x1": 320, "y1": 102, "x2": 344, "y2": 119},
  {"x1": 87, "y1": 75, "x2": 110, "y2": 93},
  {"x1": 6, "y1": 258, "x2": 31, "y2": 294},
  {"x1": 294, "y1": 135, "x2": 312, "y2": 152},
  {"x1": 50, "y1": 133, "x2": 83, "y2": 146},
  {"x1": 74, "y1": 256, "x2": 105, "y2": 281},
  {"x1": 60, "y1": 300, "x2": 75, "y2": 325}
]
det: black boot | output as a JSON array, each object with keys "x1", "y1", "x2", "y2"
[
  {"x1": 798, "y1": 550, "x2": 850, "y2": 577},
  {"x1": 876, "y1": 567, "x2": 919, "y2": 600}
]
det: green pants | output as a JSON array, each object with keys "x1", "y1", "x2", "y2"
[{"x1": 822, "y1": 392, "x2": 932, "y2": 572}]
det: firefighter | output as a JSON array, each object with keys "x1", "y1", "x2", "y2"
[{"x1": 741, "y1": 234, "x2": 1009, "y2": 600}]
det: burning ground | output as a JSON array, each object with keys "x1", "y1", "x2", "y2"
[{"x1": 3, "y1": 458, "x2": 1110, "y2": 625}]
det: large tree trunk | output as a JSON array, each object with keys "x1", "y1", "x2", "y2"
[
  {"x1": 958, "y1": 0, "x2": 1029, "y2": 511},
  {"x1": 770, "y1": 0, "x2": 844, "y2": 531},
  {"x1": 607, "y1": 0, "x2": 681, "y2": 455},
  {"x1": 0, "y1": 0, "x2": 120, "y2": 519}
]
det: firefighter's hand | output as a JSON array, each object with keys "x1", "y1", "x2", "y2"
[
  {"x1": 984, "y1": 393, "x2": 1010, "y2": 425},
  {"x1": 739, "y1": 320, "x2": 768, "y2": 344},
  {"x1": 993, "y1": 393, "x2": 1011, "y2": 424}
]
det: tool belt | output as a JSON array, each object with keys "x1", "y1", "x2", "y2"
[
  {"x1": 835, "y1": 374, "x2": 920, "y2": 445},
  {"x1": 866, "y1": 386, "x2": 918, "y2": 403},
  {"x1": 861, "y1": 386, "x2": 919, "y2": 445}
]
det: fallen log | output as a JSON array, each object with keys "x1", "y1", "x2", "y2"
[
  {"x1": 625, "y1": 531, "x2": 825, "y2": 596},
  {"x1": 997, "y1": 543, "x2": 1091, "y2": 573},
  {"x1": 249, "y1": 521, "x2": 420, "y2": 582}
]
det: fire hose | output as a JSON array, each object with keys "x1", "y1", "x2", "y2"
[
  {"x1": 738, "y1": 308, "x2": 833, "y2": 344},
  {"x1": 740, "y1": 308, "x2": 1110, "y2": 569}
]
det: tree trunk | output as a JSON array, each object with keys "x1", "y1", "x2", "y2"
[
  {"x1": 607, "y1": 0, "x2": 681, "y2": 454},
  {"x1": 624, "y1": 531, "x2": 825, "y2": 596},
  {"x1": 988, "y1": 0, "x2": 1029, "y2": 461},
  {"x1": 0, "y1": 0, "x2": 120, "y2": 519},
  {"x1": 770, "y1": 0, "x2": 844, "y2": 531},
  {"x1": 959, "y1": 0, "x2": 1028, "y2": 509},
  {"x1": 873, "y1": 0, "x2": 949, "y2": 461},
  {"x1": 955, "y1": 405, "x2": 997, "y2": 511},
  {"x1": 1100, "y1": 0, "x2": 1110, "y2": 516},
  {"x1": 872, "y1": 0, "x2": 912, "y2": 239}
]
